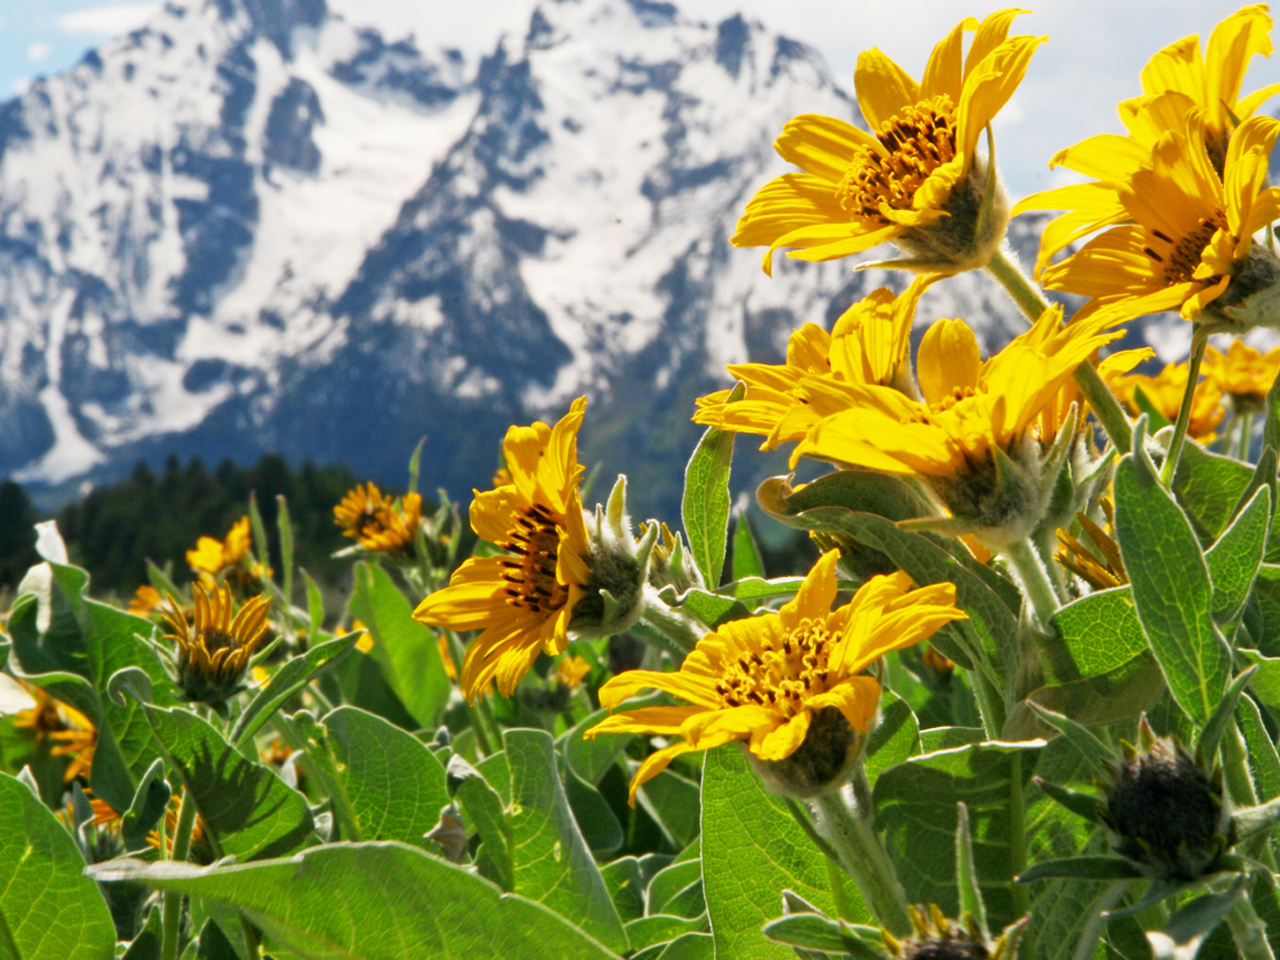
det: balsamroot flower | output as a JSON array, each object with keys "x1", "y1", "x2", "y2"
[
  {"x1": 161, "y1": 583, "x2": 271, "y2": 705},
  {"x1": 694, "y1": 277, "x2": 932, "y2": 446},
  {"x1": 732, "y1": 10, "x2": 1042, "y2": 275},
  {"x1": 587, "y1": 550, "x2": 964, "y2": 802},
  {"x1": 12, "y1": 680, "x2": 97, "y2": 781},
  {"x1": 1104, "y1": 358, "x2": 1225, "y2": 442},
  {"x1": 414, "y1": 399, "x2": 597, "y2": 701},
  {"x1": 1019, "y1": 112, "x2": 1280, "y2": 330},
  {"x1": 1203, "y1": 338, "x2": 1280, "y2": 410},
  {"x1": 334, "y1": 482, "x2": 423, "y2": 555},
  {"x1": 789, "y1": 306, "x2": 1120, "y2": 546}
]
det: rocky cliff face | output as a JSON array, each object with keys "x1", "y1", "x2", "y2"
[{"x1": 0, "y1": 0, "x2": 1045, "y2": 516}]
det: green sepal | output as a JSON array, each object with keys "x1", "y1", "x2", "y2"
[
  {"x1": 1195, "y1": 666, "x2": 1257, "y2": 765},
  {"x1": 1016, "y1": 856, "x2": 1144, "y2": 883},
  {"x1": 1033, "y1": 776, "x2": 1108, "y2": 828},
  {"x1": 1024, "y1": 702, "x2": 1114, "y2": 777},
  {"x1": 762, "y1": 913, "x2": 885, "y2": 960},
  {"x1": 1102, "y1": 879, "x2": 1182, "y2": 919}
]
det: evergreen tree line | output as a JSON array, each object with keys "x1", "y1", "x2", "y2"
[{"x1": 0, "y1": 455, "x2": 372, "y2": 604}]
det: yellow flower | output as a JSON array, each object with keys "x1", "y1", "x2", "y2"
[
  {"x1": 349, "y1": 618, "x2": 375, "y2": 654},
  {"x1": 187, "y1": 516, "x2": 252, "y2": 580},
  {"x1": 694, "y1": 277, "x2": 932, "y2": 446},
  {"x1": 437, "y1": 633, "x2": 458, "y2": 682},
  {"x1": 334, "y1": 483, "x2": 423, "y2": 555},
  {"x1": 128, "y1": 584, "x2": 163, "y2": 616},
  {"x1": 556, "y1": 655, "x2": 591, "y2": 689},
  {"x1": 587, "y1": 550, "x2": 964, "y2": 803},
  {"x1": 161, "y1": 583, "x2": 271, "y2": 705},
  {"x1": 732, "y1": 11, "x2": 1042, "y2": 275},
  {"x1": 1018, "y1": 112, "x2": 1280, "y2": 329},
  {"x1": 413, "y1": 398, "x2": 594, "y2": 701},
  {"x1": 12, "y1": 679, "x2": 97, "y2": 782},
  {"x1": 1104, "y1": 359, "x2": 1225, "y2": 442},
  {"x1": 1134, "y1": 5, "x2": 1280, "y2": 168},
  {"x1": 1203, "y1": 338, "x2": 1280, "y2": 408}
]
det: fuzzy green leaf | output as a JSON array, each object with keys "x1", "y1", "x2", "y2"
[
  {"x1": 732, "y1": 511, "x2": 766, "y2": 581},
  {"x1": 1115, "y1": 449, "x2": 1232, "y2": 724},
  {"x1": 90, "y1": 843, "x2": 623, "y2": 960},
  {"x1": 682, "y1": 400, "x2": 738, "y2": 589},
  {"x1": 0, "y1": 772, "x2": 116, "y2": 960},
  {"x1": 1206, "y1": 486, "x2": 1272, "y2": 626},
  {"x1": 348, "y1": 560, "x2": 449, "y2": 730},
  {"x1": 1172, "y1": 443, "x2": 1254, "y2": 540},
  {"x1": 701, "y1": 746, "x2": 861, "y2": 959}
]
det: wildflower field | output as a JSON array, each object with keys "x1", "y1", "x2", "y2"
[{"x1": 11, "y1": 6, "x2": 1280, "y2": 960}]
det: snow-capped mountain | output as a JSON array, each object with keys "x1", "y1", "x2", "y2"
[{"x1": 0, "y1": 0, "x2": 1038, "y2": 516}]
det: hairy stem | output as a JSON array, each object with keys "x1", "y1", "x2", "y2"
[
  {"x1": 639, "y1": 596, "x2": 708, "y2": 655},
  {"x1": 810, "y1": 768, "x2": 911, "y2": 936},
  {"x1": 1159, "y1": 331, "x2": 1208, "y2": 487},
  {"x1": 1002, "y1": 538, "x2": 1061, "y2": 630},
  {"x1": 160, "y1": 787, "x2": 198, "y2": 960}
]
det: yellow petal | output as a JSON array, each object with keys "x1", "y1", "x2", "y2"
[
  {"x1": 754, "y1": 709, "x2": 812, "y2": 761},
  {"x1": 919, "y1": 17, "x2": 974, "y2": 103},
  {"x1": 805, "y1": 676, "x2": 883, "y2": 731},
  {"x1": 963, "y1": 8, "x2": 1030, "y2": 78},
  {"x1": 918, "y1": 317, "x2": 981, "y2": 406},
  {"x1": 775, "y1": 114, "x2": 878, "y2": 183},
  {"x1": 854, "y1": 48, "x2": 920, "y2": 131},
  {"x1": 956, "y1": 33, "x2": 1045, "y2": 161},
  {"x1": 780, "y1": 549, "x2": 841, "y2": 629}
]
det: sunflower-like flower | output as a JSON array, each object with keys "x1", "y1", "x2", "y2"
[
  {"x1": 732, "y1": 11, "x2": 1042, "y2": 276},
  {"x1": 1018, "y1": 111, "x2": 1280, "y2": 330},
  {"x1": 12, "y1": 679, "x2": 97, "y2": 781},
  {"x1": 883, "y1": 904, "x2": 1027, "y2": 960},
  {"x1": 1104, "y1": 358, "x2": 1225, "y2": 442},
  {"x1": 1135, "y1": 4, "x2": 1280, "y2": 170},
  {"x1": 334, "y1": 482, "x2": 423, "y2": 556},
  {"x1": 1203, "y1": 338, "x2": 1280, "y2": 411},
  {"x1": 586, "y1": 550, "x2": 965, "y2": 802},
  {"x1": 161, "y1": 583, "x2": 271, "y2": 705},
  {"x1": 187, "y1": 516, "x2": 270, "y2": 591},
  {"x1": 414, "y1": 399, "x2": 602, "y2": 701},
  {"x1": 789, "y1": 306, "x2": 1121, "y2": 547},
  {"x1": 694, "y1": 277, "x2": 932, "y2": 446}
]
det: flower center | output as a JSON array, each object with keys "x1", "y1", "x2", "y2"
[
  {"x1": 1144, "y1": 218, "x2": 1222, "y2": 285},
  {"x1": 713, "y1": 618, "x2": 834, "y2": 716},
  {"x1": 499, "y1": 502, "x2": 568, "y2": 616},
  {"x1": 836, "y1": 96, "x2": 957, "y2": 224},
  {"x1": 199, "y1": 627, "x2": 240, "y2": 655}
]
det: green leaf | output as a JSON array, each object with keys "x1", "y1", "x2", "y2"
[
  {"x1": 626, "y1": 915, "x2": 709, "y2": 952},
  {"x1": 863, "y1": 689, "x2": 921, "y2": 785},
  {"x1": 121, "y1": 905, "x2": 161, "y2": 960},
  {"x1": 1017, "y1": 856, "x2": 1143, "y2": 883},
  {"x1": 0, "y1": 772, "x2": 116, "y2": 959},
  {"x1": 873, "y1": 740, "x2": 1044, "y2": 925},
  {"x1": 231, "y1": 632, "x2": 361, "y2": 749},
  {"x1": 141, "y1": 704, "x2": 314, "y2": 860},
  {"x1": 682, "y1": 419, "x2": 736, "y2": 589},
  {"x1": 648, "y1": 932, "x2": 714, "y2": 960},
  {"x1": 301, "y1": 569, "x2": 325, "y2": 642},
  {"x1": 1149, "y1": 878, "x2": 1246, "y2": 960},
  {"x1": 1236, "y1": 694, "x2": 1280, "y2": 803},
  {"x1": 1018, "y1": 586, "x2": 1164, "y2": 732},
  {"x1": 1240, "y1": 648, "x2": 1280, "y2": 712},
  {"x1": 678, "y1": 589, "x2": 751, "y2": 629},
  {"x1": 1196, "y1": 668, "x2": 1256, "y2": 764},
  {"x1": 720, "y1": 577, "x2": 805, "y2": 601},
  {"x1": 8, "y1": 562, "x2": 177, "y2": 810},
  {"x1": 1172, "y1": 443, "x2": 1254, "y2": 540},
  {"x1": 447, "y1": 754, "x2": 513, "y2": 891},
  {"x1": 701, "y1": 746, "x2": 860, "y2": 959},
  {"x1": 348, "y1": 560, "x2": 449, "y2": 731},
  {"x1": 762, "y1": 913, "x2": 883, "y2": 960},
  {"x1": 1206, "y1": 486, "x2": 1272, "y2": 627},
  {"x1": 955, "y1": 802, "x2": 988, "y2": 938},
  {"x1": 276, "y1": 494, "x2": 296, "y2": 634},
  {"x1": 732, "y1": 511, "x2": 766, "y2": 581},
  {"x1": 504, "y1": 729, "x2": 629, "y2": 954},
  {"x1": 1132, "y1": 386, "x2": 1172, "y2": 431},
  {"x1": 321, "y1": 706, "x2": 450, "y2": 847},
  {"x1": 90, "y1": 843, "x2": 624, "y2": 960},
  {"x1": 638, "y1": 769, "x2": 701, "y2": 850},
  {"x1": 562, "y1": 709, "x2": 634, "y2": 785},
  {"x1": 601, "y1": 857, "x2": 647, "y2": 922},
  {"x1": 1115, "y1": 448, "x2": 1232, "y2": 724},
  {"x1": 121, "y1": 757, "x2": 173, "y2": 849}
]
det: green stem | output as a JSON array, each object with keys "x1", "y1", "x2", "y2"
[
  {"x1": 1238, "y1": 412, "x2": 1255, "y2": 462},
  {"x1": 1227, "y1": 895, "x2": 1275, "y2": 960},
  {"x1": 1002, "y1": 538, "x2": 1061, "y2": 630},
  {"x1": 986, "y1": 246, "x2": 1133, "y2": 453},
  {"x1": 1008, "y1": 753, "x2": 1030, "y2": 919},
  {"x1": 160, "y1": 787, "x2": 198, "y2": 960},
  {"x1": 970, "y1": 668, "x2": 1008, "y2": 741},
  {"x1": 810, "y1": 767, "x2": 911, "y2": 937},
  {"x1": 1159, "y1": 332, "x2": 1208, "y2": 487}
]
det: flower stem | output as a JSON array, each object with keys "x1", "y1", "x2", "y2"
[
  {"x1": 1008, "y1": 753, "x2": 1030, "y2": 918},
  {"x1": 1002, "y1": 538, "x2": 1061, "y2": 630},
  {"x1": 1159, "y1": 331, "x2": 1208, "y2": 487},
  {"x1": 160, "y1": 787, "x2": 198, "y2": 960},
  {"x1": 810, "y1": 768, "x2": 911, "y2": 937},
  {"x1": 639, "y1": 596, "x2": 708, "y2": 655},
  {"x1": 986, "y1": 246, "x2": 1132, "y2": 453},
  {"x1": 1227, "y1": 895, "x2": 1275, "y2": 960}
]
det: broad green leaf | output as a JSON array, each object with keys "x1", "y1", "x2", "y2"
[
  {"x1": 649, "y1": 859, "x2": 702, "y2": 915},
  {"x1": 701, "y1": 746, "x2": 860, "y2": 959},
  {"x1": 0, "y1": 772, "x2": 115, "y2": 960},
  {"x1": 732, "y1": 511, "x2": 766, "y2": 581},
  {"x1": 638, "y1": 768, "x2": 701, "y2": 850},
  {"x1": 649, "y1": 932, "x2": 714, "y2": 959},
  {"x1": 121, "y1": 905, "x2": 160, "y2": 960},
  {"x1": 863, "y1": 689, "x2": 921, "y2": 785},
  {"x1": 142, "y1": 705, "x2": 314, "y2": 860},
  {"x1": 920, "y1": 727, "x2": 987, "y2": 752},
  {"x1": 8, "y1": 562, "x2": 177, "y2": 810},
  {"x1": 562, "y1": 709, "x2": 634, "y2": 785},
  {"x1": 874, "y1": 740, "x2": 1044, "y2": 926},
  {"x1": 682, "y1": 419, "x2": 735, "y2": 589},
  {"x1": 301, "y1": 568, "x2": 325, "y2": 641},
  {"x1": 720, "y1": 577, "x2": 805, "y2": 601},
  {"x1": 601, "y1": 857, "x2": 647, "y2": 922},
  {"x1": 348, "y1": 560, "x2": 449, "y2": 730},
  {"x1": 447, "y1": 754, "x2": 513, "y2": 890},
  {"x1": 321, "y1": 706, "x2": 450, "y2": 847},
  {"x1": 1115, "y1": 449, "x2": 1232, "y2": 724},
  {"x1": 678, "y1": 589, "x2": 751, "y2": 629},
  {"x1": 1206, "y1": 486, "x2": 1271, "y2": 626},
  {"x1": 504, "y1": 729, "x2": 629, "y2": 953},
  {"x1": 764, "y1": 913, "x2": 883, "y2": 960},
  {"x1": 231, "y1": 632, "x2": 361, "y2": 749},
  {"x1": 626, "y1": 915, "x2": 708, "y2": 952},
  {"x1": 1172, "y1": 442, "x2": 1254, "y2": 540},
  {"x1": 1237, "y1": 694, "x2": 1280, "y2": 803},
  {"x1": 90, "y1": 843, "x2": 623, "y2": 960}
]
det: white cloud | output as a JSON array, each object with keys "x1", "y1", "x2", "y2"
[
  {"x1": 26, "y1": 42, "x2": 52, "y2": 64},
  {"x1": 57, "y1": 3, "x2": 161, "y2": 36}
]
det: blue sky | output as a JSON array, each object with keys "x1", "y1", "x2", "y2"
[{"x1": 2, "y1": 0, "x2": 1278, "y2": 197}]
